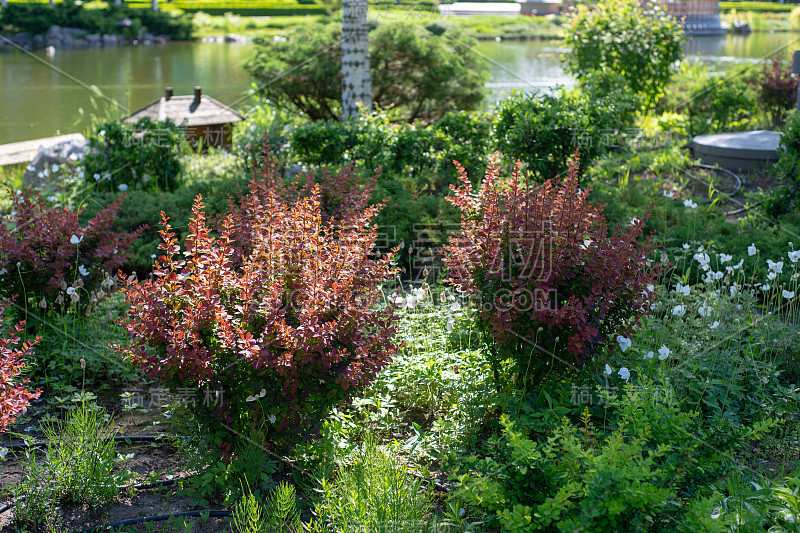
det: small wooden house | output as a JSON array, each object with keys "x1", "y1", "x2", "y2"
[{"x1": 124, "y1": 87, "x2": 244, "y2": 149}]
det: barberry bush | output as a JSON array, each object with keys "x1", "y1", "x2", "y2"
[
  {"x1": 443, "y1": 157, "x2": 661, "y2": 386},
  {"x1": 1, "y1": 303, "x2": 41, "y2": 435},
  {"x1": 118, "y1": 177, "x2": 398, "y2": 449},
  {"x1": 0, "y1": 190, "x2": 142, "y2": 318}
]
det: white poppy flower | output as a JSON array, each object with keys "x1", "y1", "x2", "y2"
[
  {"x1": 761, "y1": 284, "x2": 770, "y2": 291},
  {"x1": 682, "y1": 243, "x2": 690, "y2": 250},
  {"x1": 412, "y1": 287, "x2": 425, "y2": 299},
  {"x1": 672, "y1": 305, "x2": 686, "y2": 317},
  {"x1": 616, "y1": 335, "x2": 632, "y2": 352},
  {"x1": 710, "y1": 321, "x2": 720, "y2": 329},
  {"x1": 70, "y1": 234, "x2": 83, "y2": 245},
  {"x1": 646, "y1": 284, "x2": 655, "y2": 292},
  {"x1": 789, "y1": 250, "x2": 800, "y2": 263},
  {"x1": 450, "y1": 302, "x2": 461, "y2": 312},
  {"x1": 767, "y1": 260, "x2": 784, "y2": 273},
  {"x1": 66, "y1": 287, "x2": 76, "y2": 295},
  {"x1": 719, "y1": 254, "x2": 732, "y2": 264},
  {"x1": 663, "y1": 190, "x2": 674, "y2": 198},
  {"x1": 698, "y1": 303, "x2": 712, "y2": 317},
  {"x1": 406, "y1": 295, "x2": 419, "y2": 309},
  {"x1": 245, "y1": 396, "x2": 257, "y2": 402},
  {"x1": 119, "y1": 184, "x2": 128, "y2": 192},
  {"x1": 446, "y1": 317, "x2": 455, "y2": 332},
  {"x1": 683, "y1": 199, "x2": 698, "y2": 209},
  {"x1": 644, "y1": 351, "x2": 654, "y2": 360},
  {"x1": 783, "y1": 290, "x2": 795, "y2": 300},
  {"x1": 604, "y1": 364, "x2": 612, "y2": 375},
  {"x1": 79, "y1": 265, "x2": 89, "y2": 277},
  {"x1": 618, "y1": 367, "x2": 630, "y2": 382},
  {"x1": 675, "y1": 283, "x2": 690, "y2": 296},
  {"x1": 768, "y1": 272, "x2": 777, "y2": 281},
  {"x1": 658, "y1": 345, "x2": 671, "y2": 360},
  {"x1": 748, "y1": 244, "x2": 758, "y2": 256},
  {"x1": 269, "y1": 414, "x2": 277, "y2": 423}
]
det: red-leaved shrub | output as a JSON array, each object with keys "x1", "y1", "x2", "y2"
[
  {"x1": 760, "y1": 58, "x2": 798, "y2": 127},
  {"x1": 443, "y1": 156, "x2": 661, "y2": 384},
  {"x1": 0, "y1": 191, "x2": 142, "y2": 317},
  {"x1": 117, "y1": 178, "x2": 398, "y2": 449},
  {"x1": 1, "y1": 303, "x2": 41, "y2": 435}
]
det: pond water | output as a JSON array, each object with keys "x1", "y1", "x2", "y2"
[{"x1": 0, "y1": 31, "x2": 798, "y2": 144}]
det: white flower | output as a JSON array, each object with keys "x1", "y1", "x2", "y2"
[
  {"x1": 719, "y1": 254, "x2": 732, "y2": 264},
  {"x1": 51, "y1": 164, "x2": 59, "y2": 173},
  {"x1": 79, "y1": 265, "x2": 89, "y2": 277},
  {"x1": 698, "y1": 303, "x2": 712, "y2": 317},
  {"x1": 0, "y1": 268, "x2": 6, "y2": 276},
  {"x1": 450, "y1": 302, "x2": 461, "y2": 312},
  {"x1": 729, "y1": 285, "x2": 738, "y2": 298},
  {"x1": 245, "y1": 395, "x2": 257, "y2": 402},
  {"x1": 789, "y1": 250, "x2": 800, "y2": 263},
  {"x1": 70, "y1": 234, "x2": 83, "y2": 245},
  {"x1": 663, "y1": 190, "x2": 674, "y2": 198},
  {"x1": 675, "y1": 283, "x2": 690, "y2": 296},
  {"x1": 99, "y1": 130, "x2": 106, "y2": 137},
  {"x1": 672, "y1": 305, "x2": 686, "y2": 317},
  {"x1": 761, "y1": 284, "x2": 770, "y2": 291},
  {"x1": 446, "y1": 317, "x2": 455, "y2": 332},
  {"x1": 616, "y1": 335, "x2": 632, "y2": 352},
  {"x1": 646, "y1": 284, "x2": 655, "y2": 292},
  {"x1": 93, "y1": 173, "x2": 101, "y2": 181},
  {"x1": 66, "y1": 287, "x2": 76, "y2": 295},
  {"x1": 783, "y1": 290, "x2": 795, "y2": 300},
  {"x1": 748, "y1": 244, "x2": 758, "y2": 256},
  {"x1": 618, "y1": 367, "x2": 630, "y2": 382},
  {"x1": 767, "y1": 260, "x2": 784, "y2": 273},
  {"x1": 694, "y1": 253, "x2": 710, "y2": 268},
  {"x1": 630, "y1": 217, "x2": 640, "y2": 226},
  {"x1": 658, "y1": 345, "x2": 671, "y2": 360},
  {"x1": 268, "y1": 414, "x2": 277, "y2": 423},
  {"x1": 604, "y1": 364, "x2": 612, "y2": 375},
  {"x1": 406, "y1": 295, "x2": 419, "y2": 309},
  {"x1": 39, "y1": 298, "x2": 47, "y2": 309},
  {"x1": 704, "y1": 270, "x2": 724, "y2": 284},
  {"x1": 768, "y1": 272, "x2": 777, "y2": 280},
  {"x1": 710, "y1": 321, "x2": 720, "y2": 329},
  {"x1": 644, "y1": 351, "x2": 654, "y2": 360},
  {"x1": 682, "y1": 243, "x2": 690, "y2": 250},
  {"x1": 394, "y1": 296, "x2": 407, "y2": 310},
  {"x1": 412, "y1": 287, "x2": 425, "y2": 299},
  {"x1": 731, "y1": 259, "x2": 743, "y2": 270},
  {"x1": 47, "y1": 195, "x2": 58, "y2": 202},
  {"x1": 683, "y1": 199, "x2": 698, "y2": 209},
  {"x1": 119, "y1": 184, "x2": 128, "y2": 192}
]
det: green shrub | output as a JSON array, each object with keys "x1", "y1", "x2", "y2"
[
  {"x1": 81, "y1": 117, "x2": 185, "y2": 194},
  {"x1": 492, "y1": 88, "x2": 638, "y2": 181},
  {"x1": 686, "y1": 70, "x2": 759, "y2": 137},
  {"x1": 767, "y1": 112, "x2": 800, "y2": 217},
  {"x1": 564, "y1": 0, "x2": 684, "y2": 107},
  {"x1": 456, "y1": 381, "x2": 723, "y2": 532}
]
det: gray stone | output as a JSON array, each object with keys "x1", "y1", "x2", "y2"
[
  {"x1": 22, "y1": 138, "x2": 89, "y2": 189},
  {"x1": 86, "y1": 34, "x2": 101, "y2": 45},
  {"x1": 102, "y1": 34, "x2": 118, "y2": 46},
  {"x1": 45, "y1": 25, "x2": 62, "y2": 42},
  {"x1": 72, "y1": 38, "x2": 89, "y2": 47},
  {"x1": 225, "y1": 33, "x2": 247, "y2": 43}
]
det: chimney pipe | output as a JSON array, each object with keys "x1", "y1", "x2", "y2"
[
  {"x1": 165, "y1": 87, "x2": 173, "y2": 100},
  {"x1": 193, "y1": 86, "x2": 202, "y2": 105}
]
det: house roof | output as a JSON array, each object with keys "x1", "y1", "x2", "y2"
[{"x1": 125, "y1": 91, "x2": 244, "y2": 127}]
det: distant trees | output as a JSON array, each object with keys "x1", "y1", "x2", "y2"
[{"x1": 245, "y1": 21, "x2": 488, "y2": 123}]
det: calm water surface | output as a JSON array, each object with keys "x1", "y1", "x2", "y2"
[{"x1": 0, "y1": 31, "x2": 798, "y2": 144}]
